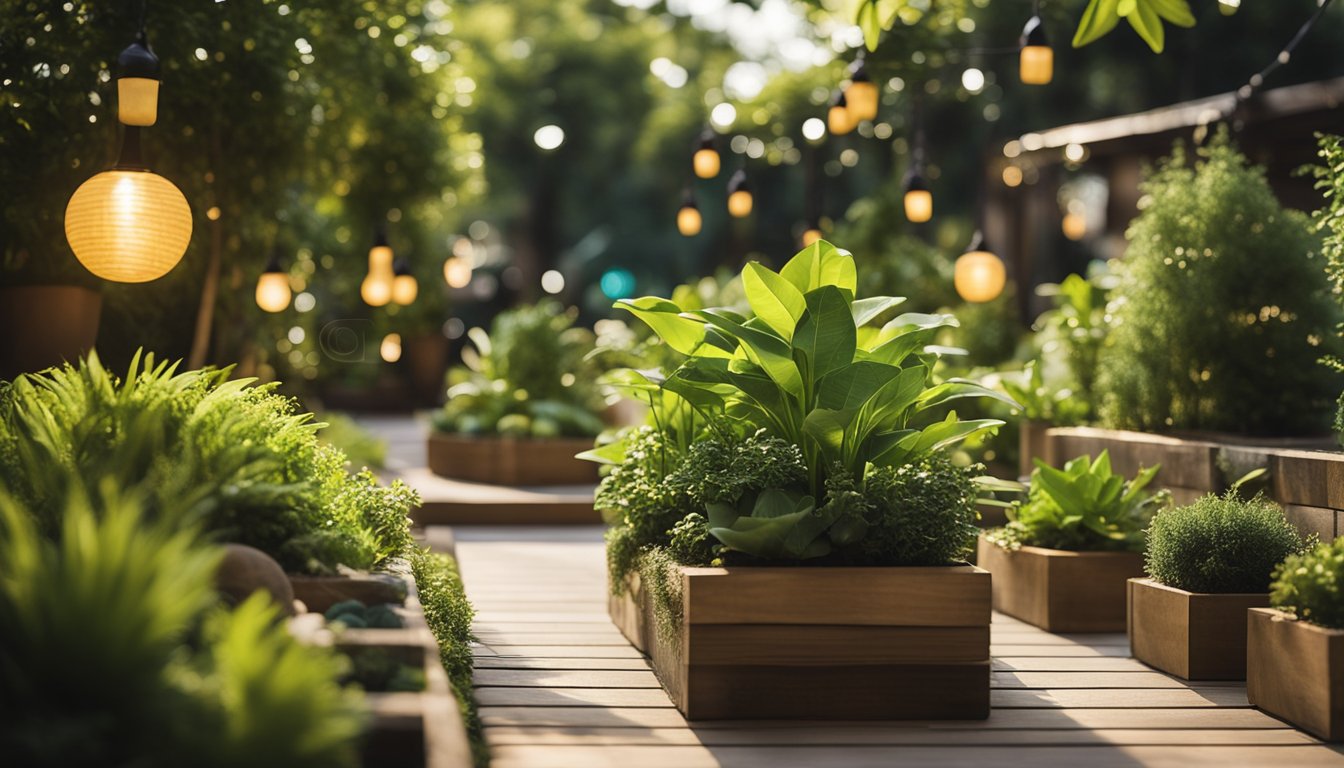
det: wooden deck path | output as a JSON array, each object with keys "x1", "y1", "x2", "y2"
[{"x1": 451, "y1": 526, "x2": 1344, "y2": 768}]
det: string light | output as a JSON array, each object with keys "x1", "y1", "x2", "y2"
[
  {"x1": 116, "y1": 30, "x2": 160, "y2": 126},
  {"x1": 954, "y1": 231, "x2": 1006, "y2": 303},
  {"x1": 677, "y1": 189, "x2": 702, "y2": 236},
  {"x1": 801, "y1": 223, "x2": 822, "y2": 247},
  {"x1": 844, "y1": 59, "x2": 879, "y2": 122},
  {"x1": 903, "y1": 171, "x2": 932, "y2": 223},
  {"x1": 693, "y1": 130, "x2": 721, "y2": 179},
  {"x1": 380, "y1": 333, "x2": 403, "y2": 363},
  {"x1": 726, "y1": 169, "x2": 753, "y2": 218},
  {"x1": 1019, "y1": 12, "x2": 1053, "y2": 85},
  {"x1": 360, "y1": 229, "x2": 394, "y2": 306},
  {"x1": 255, "y1": 250, "x2": 292, "y2": 313},
  {"x1": 827, "y1": 90, "x2": 855, "y2": 135},
  {"x1": 391, "y1": 256, "x2": 418, "y2": 305}
]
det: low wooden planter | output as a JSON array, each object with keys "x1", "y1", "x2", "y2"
[
  {"x1": 1248, "y1": 608, "x2": 1344, "y2": 741},
  {"x1": 1127, "y1": 578, "x2": 1268, "y2": 680},
  {"x1": 614, "y1": 564, "x2": 992, "y2": 721},
  {"x1": 427, "y1": 432, "x2": 598, "y2": 486},
  {"x1": 289, "y1": 571, "x2": 410, "y2": 613},
  {"x1": 976, "y1": 535, "x2": 1143, "y2": 632}
]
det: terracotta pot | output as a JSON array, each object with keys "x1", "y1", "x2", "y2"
[{"x1": 0, "y1": 285, "x2": 101, "y2": 379}]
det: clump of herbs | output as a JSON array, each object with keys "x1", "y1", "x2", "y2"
[
  {"x1": 410, "y1": 550, "x2": 486, "y2": 768},
  {"x1": 1272, "y1": 537, "x2": 1344, "y2": 630},
  {"x1": 843, "y1": 454, "x2": 980, "y2": 566},
  {"x1": 1146, "y1": 492, "x2": 1309, "y2": 593},
  {"x1": 667, "y1": 513, "x2": 716, "y2": 566},
  {"x1": 664, "y1": 429, "x2": 807, "y2": 506},
  {"x1": 1096, "y1": 134, "x2": 1338, "y2": 436}
]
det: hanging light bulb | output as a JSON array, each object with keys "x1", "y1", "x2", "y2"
[
  {"x1": 380, "y1": 333, "x2": 403, "y2": 363},
  {"x1": 844, "y1": 59, "x2": 879, "y2": 122},
  {"x1": 255, "y1": 250, "x2": 292, "y2": 313},
  {"x1": 955, "y1": 231, "x2": 1007, "y2": 303},
  {"x1": 1062, "y1": 199, "x2": 1088, "y2": 240},
  {"x1": 391, "y1": 256, "x2": 418, "y2": 305},
  {"x1": 903, "y1": 172, "x2": 933, "y2": 223},
  {"x1": 801, "y1": 223, "x2": 823, "y2": 247},
  {"x1": 1019, "y1": 15, "x2": 1053, "y2": 85},
  {"x1": 117, "y1": 30, "x2": 160, "y2": 127},
  {"x1": 65, "y1": 127, "x2": 192, "y2": 283},
  {"x1": 693, "y1": 131, "x2": 721, "y2": 179},
  {"x1": 827, "y1": 90, "x2": 855, "y2": 136},
  {"x1": 677, "y1": 190, "x2": 702, "y2": 236},
  {"x1": 360, "y1": 229, "x2": 395, "y2": 307},
  {"x1": 1218, "y1": 0, "x2": 1240, "y2": 15},
  {"x1": 443, "y1": 255, "x2": 473, "y2": 288},
  {"x1": 726, "y1": 169, "x2": 753, "y2": 218}
]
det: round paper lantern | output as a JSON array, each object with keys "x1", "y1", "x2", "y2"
[
  {"x1": 65, "y1": 169, "x2": 192, "y2": 283},
  {"x1": 955, "y1": 236, "x2": 1006, "y2": 303}
]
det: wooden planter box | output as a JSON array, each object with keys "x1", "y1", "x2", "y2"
[
  {"x1": 1127, "y1": 578, "x2": 1268, "y2": 680},
  {"x1": 289, "y1": 572, "x2": 410, "y2": 613},
  {"x1": 427, "y1": 432, "x2": 598, "y2": 486},
  {"x1": 1248, "y1": 608, "x2": 1344, "y2": 741},
  {"x1": 1019, "y1": 420, "x2": 1054, "y2": 479},
  {"x1": 614, "y1": 565, "x2": 991, "y2": 721},
  {"x1": 976, "y1": 535, "x2": 1143, "y2": 632}
]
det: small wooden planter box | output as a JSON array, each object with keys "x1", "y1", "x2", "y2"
[
  {"x1": 427, "y1": 432, "x2": 597, "y2": 486},
  {"x1": 1018, "y1": 420, "x2": 1054, "y2": 479},
  {"x1": 976, "y1": 535, "x2": 1143, "y2": 632},
  {"x1": 613, "y1": 565, "x2": 992, "y2": 721},
  {"x1": 289, "y1": 572, "x2": 410, "y2": 613},
  {"x1": 1127, "y1": 578, "x2": 1268, "y2": 680},
  {"x1": 1248, "y1": 608, "x2": 1344, "y2": 741}
]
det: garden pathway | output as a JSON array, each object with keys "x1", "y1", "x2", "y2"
[{"x1": 450, "y1": 526, "x2": 1344, "y2": 768}]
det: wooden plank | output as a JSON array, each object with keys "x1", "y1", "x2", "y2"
[
  {"x1": 1271, "y1": 449, "x2": 1344, "y2": 510},
  {"x1": 473, "y1": 631, "x2": 635, "y2": 646},
  {"x1": 474, "y1": 686, "x2": 675, "y2": 708},
  {"x1": 1284, "y1": 503, "x2": 1337, "y2": 542},
  {"x1": 990, "y1": 644, "x2": 1131, "y2": 657},
  {"x1": 473, "y1": 644, "x2": 645, "y2": 659},
  {"x1": 687, "y1": 624, "x2": 990, "y2": 665},
  {"x1": 682, "y1": 565, "x2": 991, "y2": 626},
  {"x1": 1046, "y1": 427, "x2": 1220, "y2": 489},
  {"x1": 992, "y1": 656, "x2": 1155, "y2": 672},
  {"x1": 472, "y1": 656, "x2": 653, "y2": 671},
  {"x1": 991, "y1": 671, "x2": 1187, "y2": 689},
  {"x1": 473, "y1": 669, "x2": 661, "y2": 688},
  {"x1": 991, "y1": 687, "x2": 1249, "y2": 708},
  {"x1": 479, "y1": 706, "x2": 688, "y2": 728},
  {"x1": 1248, "y1": 607, "x2": 1344, "y2": 741}
]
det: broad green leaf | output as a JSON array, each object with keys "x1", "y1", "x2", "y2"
[
  {"x1": 1073, "y1": 0, "x2": 1122, "y2": 48},
  {"x1": 598, "y1": 367, "x2": 663, "y2": 397},
  {"x1": 752, "y1": 488, "x2": 809, "y2": 519},
  {"x1": 780, "y1": 240, "x2": 857, "y2": 296},
  {"x1": 816, "y1": 361, "x2": 903, "y2": 411},
  {"x1": 917, "y1": 379, "x2": 1022, "y2": 412},
  {"x1": 575, "y1": 441, "x2": 626, "y2": 466},
  {"x1": 792, "y1": 286, "x2": 858, "y2": 388},
  {"x1": 860, "y1": 330, "x2": 929, "y2": 366},
  {"x1": 857, "y1": 0, "x2": 881, "y2": 51},
  {"x1": 615, "y1": 297, "x2": 724, "y2": 357},
  {"x1": 1126, "y1": 0, "x2": 1165, "y2": 53},
  {"x1": 690, "y1": 309, "x2": 803, "y2": 397},
  {"x1": 742, "y1": 262, "x2": 807, "y2": 340},
  {"x1": 874, "y1": 414, "x2": 1003, "y2": 465},
  {"x1": 802, "y1": 408, "x2": 852, "y2": 465},
  {"x1": 851, "y1": 295, "x2": 906, "y2": 327},
  {"x1": 1151, "y1": 0, "x2": 1194, "y2": 26}
]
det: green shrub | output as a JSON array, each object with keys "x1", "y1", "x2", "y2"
[
  {"x1": 410, "y1": 550, "x2": 486, "y2": 768},
  {"x1": 665, "y1": 429, "x2": 807, "y2": 507},
  {"x1": 0, "y1": 351, "x2": 417, "y2": 574},
  {"x1": 1271, "y1": 537, "x2": 1344, "y2": 629},
  {"x1": 846, "y1": 454, "x2": 980, "y2": 566},
  {"x1": 1096, "y1": 136, "x2": 1337, "y2": 435},
  {"x1": 1311, "y1": 134, "x2": 1344, "y2": 445},
  {"x1": 315, "y1": 413, "x2": 387, "y2": 470},
  {"x1": 1145, "y1": 492, "x2": 1307, "y2": 593},
  {"x1": 987, "y1": 452, "x2": 1167, "y2": 552}
]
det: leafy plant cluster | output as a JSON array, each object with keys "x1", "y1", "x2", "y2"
[
  {"x1": 1310, "y1": 134, "x2": 1344, "y2": 445},
  {"x1": 0, "y1": 351, "x2": 417, "y2": 574},
  {"x1": 589, "y1": 241, "x2": 1006, "y2": 585},
  {"x1": 1145, "y1": 492, "x2": 1308, "y2": 593},
  {"x1": 1272, "y1": 537, "x2": 1344, "y2": 630},
  {"x1": 1096, "y1": 137, "x2": 1338, "y2": 436},
  {"x1": 411, "y1": 550, "x2": 487, "y2": 768},
  {"x1": 433, "y1": 300, "x2": 606, "y2": 438},
  {"x1": 0, "y1": 487, "x2": 366, "y2": 767},
  {"x1": 986, "y1": 452, "x2": 1168, "y2": 552}
]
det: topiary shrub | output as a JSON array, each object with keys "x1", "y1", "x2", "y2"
[
  {"x1": 1095, "y1": 135, "x2": 1338, "y2": 436},
  {"x1": 1145, "y1": 492, "x2": 1308, "y2": 593},
  {"x1": 1271, "y1": 537, "x2": 1344, "y2": 629}
]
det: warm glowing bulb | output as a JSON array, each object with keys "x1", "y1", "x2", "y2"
[
  {"x1": 677, "y1": 205, "x2": 702, "y2": 236},
  {"x1": 361, "y1": 272, "x2": 393, "y2": 306},
  {"x1": 255, "y1": 271, "x2": 291, "y2": 313},
  {"x1": 955, "y1": 250, "x2": 1007, "y2": 303},
  {"x1": 828, "y1": 103, "x2": 855, "y2": 136},
  {"x1": 392, "y1": 273, "x2": 419, "y2": 305},
  {"x1": 801, "y1": 228, "x2": 822, "y2": 247},
  {"x1": 443, "y1": 256, "x2": 472, "y2": 288},
  {"x1": 904, "y1": 189, "x2": 933, "y2": 223},
  {"x1": 1020, "y1": 46, "x2": 1053, "y2": 85},
  {"x1": 727, "y1": 189, "x2": 753, "y2": 218},
  {"x1": 117, "y1": 78, "x2": 159, "y2": 127},
  {"x1": 693, "y1": 148, "x2": 720, "y2": 179},
  {"x1": 1062, "y1": 211, "x2": 1087, "y2": 241},
  {"x1": 368, "y1": 244, "x2": 393, "y2": 273},
  {"x1": 845, "y1": 80, "x2": 879, "y2": 122},
  {"x1": 65, "y1": 169, "x2": 192, "y2": 283},
  {"x1": 380, "y1": 333, "x2": 402, "y2": 363}
]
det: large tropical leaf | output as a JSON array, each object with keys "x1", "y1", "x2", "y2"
[
  {"x1": 779, "y1": 240, "x2": 857, "y2": 296},
  {"x1": 742, "y1": 262, "x2": 806, "y2": 341},
  {"x1": 792, "y1": 286, "x2": 858, "y2": 391},
  {"x1": 689, "y1": 309, "x2": 803, "y2": 397}
]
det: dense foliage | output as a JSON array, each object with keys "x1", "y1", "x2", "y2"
[
  {"x1": 0, "y1": 352, "x2": 417, "y2": 573},
  {"x1": 1312, "y1": 134, "x2": 1344, "y2": 445},
  {"x1": 1272, "y1": 537, "x2": 1344, "y2": 630},
  {"x1": 433, "y1": 301, "x2": 606, "y2": 438},
  {"x1": 1095, "y1": 137, "x2": 1337, "y2": 436},
  {"x1": 411, "y1": 550, "x2": 486, "y2": 768},
  {"x1": 1146, "y1": 492, "x2": 1308, "y2": 593},
  {"x1": 986, "y1": 452, "x2": 1167, "y2": 552}
]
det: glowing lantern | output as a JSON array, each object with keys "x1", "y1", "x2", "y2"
[
  {"x1": 380, "y1": 333, "x2": 402, "y2": 363},
  {"x1": 117, "y1": 31, "x2": 160, "y2": 127},
  {"x1": 391, "y1": 257, "x2": 418, "y2": 305},
  {"x1": 255, "y1": 251, "x2": 292, "y2": 313},
  {"x1": 954, "y1": 232, "x2": 1006, "y2": 303},
  {"x1": 726, "y1": 170, "x2": 753, "y2": 218},
  {"x1": 443, "y1": 256, "x2": 472, "y2": 288},
  {"x1": 844, "y1": 60, "x2": 879, "y2": 122},
  {"x1": 827, "y1": 91, "x2": 855, "y2": 136},
  {"x1": 801, "y1": 225, "x2": 822, "y2": 247},
  {"x1": 360, "y1": 230, "x2": 395, "y2": 307},
  {"x1": 1062, "y1": 211, "x2": 1087, "y2": 241},
  {"x1": 1019, "y1": 16, "x2": 1053, "y2": 85},
  {"x1": 903, "y1": 173, "x2": 933, "y2": 223},
  {"x1": 677, "y1": 191, "x2": 702, "y2": 236},
  {"x1": 65, "y1": 128, "x2": 192, "y2": 283},
  {"x1": 693, "y1": 132, "x2": 720, "y2": 179}
]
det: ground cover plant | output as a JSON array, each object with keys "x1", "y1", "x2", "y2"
[
  {"x1": 1145, "y1": 492, "x2": 1308, "y2": 593},
  {"x1": 1271, "y1": 536, "x2": 1344, "y2": 630}
]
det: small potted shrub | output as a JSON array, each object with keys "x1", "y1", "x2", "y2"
[
  {"x1": 428, "y1": 300, "x2": 605, "y2": 485},
  {"x1": 1248, "y1": 537, "x2": 1344, "y2": 741},
  {"x1": 1130, "y1": 492, "x2": 1307, "y2": 679},
  {"x1": 979, "y1": 452, "x2": 1167, "y2": 632},
  {"x1": 588, "y1": 241, "x2": 1009, "y2": 720}
]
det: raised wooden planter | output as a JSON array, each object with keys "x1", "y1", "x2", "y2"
[
  {"x1": 1127, "y1": 578, "x2": 1268, "y2": 680},
  {"x1": 976, "y1": 535, "x2": 1143, "y2": 632},
  {"x1": 614, "y1": 565, "x2": 992, "y2": 721},
  {"x1": 1018, "y1": 419, "x2": 1054, "y2": 479},
  {"x1": 427, "y1": 432, "x2": 598, "y2": 486},
  {"x1": 289, "y1": 571, "x2": 409, "y2": 613},
  {"x1": 1248, "y1": 608, "x2": 1344, "y2": 741}
]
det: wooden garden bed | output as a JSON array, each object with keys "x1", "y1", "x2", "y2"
[
  {"x1": 427, "y1": 432, "x2": 597, "y2": 486},
  {"x1": 977, "y1": 535, "x2": 1143, "y2": 633},
  {"x1": 1248, "y1": 607, "x2": 1344, "y2": 742},
  {"x1": 610, "y1": 564, "x2": 992, "y2": 720},
  {"x1": 1127, "y1": 577, "x2": 1268, "y2": 680}
]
